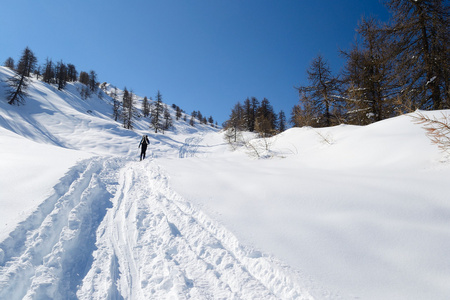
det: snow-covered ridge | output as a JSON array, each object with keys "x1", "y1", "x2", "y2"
[{"x1": 0, "y1": 66, "x2": 217, "y2": 157}]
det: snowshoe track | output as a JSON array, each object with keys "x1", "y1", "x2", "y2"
[
  {"x1": 0, "y1": 157, "x2": 313, "y2": 299},
  {"x1": 0, "y1": 158, "x2": 113, "y2": 299}
]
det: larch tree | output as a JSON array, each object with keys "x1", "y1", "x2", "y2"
[
  {"x1": 243, "y1": 97, "x2": 259, "y2": 132},
  {"x1": 67, "y1": 64, "x2": 78, "y2": 82},
  {"x1": 150, "y1": 90, "x2": 164, "y2": 133},
  {"x1": 55, "y1": 60, "x2": 68, "y2": 90},
  {"x1": 384, "y1": 0, "x2": 449, "y2": 110},
  {"x1": 111, "y1": 87, "x2": 121, "y2": 121},
  {"x1": 175, "y1": 106, "x2": 182, "y2": 120},
  {"x1": 225, "y1": 102, "x2": 245, "y2": 142},
  {"x1": 6, "y1": 47, "x2": 37, "y2": 105},
  {"x1": 291, "y1": 92, "x2": 317, "y2": 127},
  {"x1": 278, "y1": 110, "x2": 287, "y2": 132},
  {"x1": 79, "y1": 71, "x2": 89, "y2": 85},
  {"x1": 297, "y1": 54, "x2": 340, "y2": 127},
  {"x1": 162, "y1": 104, "x2": 173, "y2": 133},
  {"x1": 341, "y1": 17, "x2": 397, "y2": 125},
  {"x1": 255, "y1": 98, "x2": 277, "y2": 137},
  {"x1": 122, "y1": 87, "x2": 134, "y2": 129},
  {"x1": 42, "y1": 58, "x2": 55, "y2": 84},
  {"x1": 142, "y1": 96, "x2": 150, "y2": 117},
  {"x1": 4, "y1": 57, "x2": 15, "y2": 70},
  {"x1": 88, "y1": 70, "x2": 98, "y2": 92}
]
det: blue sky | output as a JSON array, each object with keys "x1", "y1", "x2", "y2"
[{"x1": 1, "y1": 0, "x2": 390, "y2": 125}]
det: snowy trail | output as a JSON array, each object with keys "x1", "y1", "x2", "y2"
[
  {"x1": 0, "y1": 156, "x2": 315, "y2": 299},
  {"x1": 0, "y1": 158, "x2": 113, "y2": 299}
]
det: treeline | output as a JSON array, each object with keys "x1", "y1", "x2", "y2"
[
  {"x1": 3, "y1": 47, "x2": 99, "y2": 105},
  {"x1": 225, "y1": 0, "x2": 448, "y2": 132},
  {"x1": 292, "y1": 0, "x2": 449, "y2": 128},
  {"x1": 4, "y1": 47, "x2": 218, "y2": 133},
  {"x1": 224, "y1": 97, "x2": 287, "y2": 139},
  {"x1": 106, "y1": 85, "x2": 217, "y2": 133}
]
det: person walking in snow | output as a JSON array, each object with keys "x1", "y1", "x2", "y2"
[{"x1": 139, "y1": 135, "x2": 150, "y2": 161}]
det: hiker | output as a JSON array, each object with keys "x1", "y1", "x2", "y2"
[{"x1": 138, "y1": 135, "x2": 150, "y2": 161}]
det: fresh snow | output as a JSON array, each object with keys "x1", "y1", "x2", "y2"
[{"x1": 0, "y1": 66, "x2": 449, "y2": 299}]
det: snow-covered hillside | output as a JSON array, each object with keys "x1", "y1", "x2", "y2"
[{"x1": 1, "y1": 66, "x2": 449, "y2": 299}]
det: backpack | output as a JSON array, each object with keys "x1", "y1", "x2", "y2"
[{"x1": 141, "y1": 136, "x2": 149, "y2": 146}]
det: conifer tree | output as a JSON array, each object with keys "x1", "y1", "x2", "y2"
[
  {"x1": 111, "y1": 87, "x2": 120, "y2": 121},
  {"x1": 243, "y1": 97, "x2": 259, "y2": 132},
  {"x1": 34, "y1": 66, "x2": 41, "y2": 81},
  {"x1": 384, "y1": 0, "x2": 449, "y2": 110},
  {"x1": 88, "y1": 70, "x2": 98, "y2": 92},
  {"x1": 278, "y1": 110, "x2": 287, "y2": 132},
  {"x1": 341, "y1": 17, "x2": 396, "y2": 124},
  {"x1": 255, "y1": 98, "x2": 277, "y2": 137},
  {"x1": 126, "y1": 90, "x2": 135, "y2": 129},
  {"x1": 43, "y1": 58, "x2": 55, "y2": 84},
  {"x1": 4, "y1": 57, "x2": 15, "y2": 70},
  {"x1": 6, "y1": 47, "x2": 37, "y2": 105},
  {"x1": 297, "y1": 54, "x2": 340, "y2": 127},
  {"x1": 176, "y1": 106, "x2": 182, "y2": 120},
  {"x1": 79, "y1": 71, "x2": 89, "y2": 85},
  {"x1": 122, "y1": 87, "x2": 134, "y2": 129},
  {"x1": 197, "y1": 111, "x2": 203, "y2": 122},
  {"x1": 150, "y1": 90, "x2": 164, "y2": 133},
  {"x1": 225, "y1": 102, "x2": 245, "y2": 142},
  {"x1": 291, "y1": 93, "x2": 317, "y2": 127},
  {"x1": 162, "y1": 105, "x2": 173, "y2": 133},
  {"x1": 142, "y1": 96, "x2": 150, "y2": 117},
  {"x1": 67, "y1": 64, "x2": 78, "y2": 82},
  {"x1": 55, "y1": 60, "x2": 68, "y2": 90}
]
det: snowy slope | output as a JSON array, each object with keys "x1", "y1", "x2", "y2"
[
  {"x1": 1, "y1": 65, "x2": 450, "y2": 299},
  {"x1": 160, "y1": 116, "x2": 450, "y2": 299}
]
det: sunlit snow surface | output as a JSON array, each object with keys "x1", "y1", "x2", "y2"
[{"x1": 1, "y1": 66, "x2": 449, "y2": 299}]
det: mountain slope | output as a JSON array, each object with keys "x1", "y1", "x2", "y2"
[{"x1": 1, "y1": 66, "x2": 450, "y2": 299}]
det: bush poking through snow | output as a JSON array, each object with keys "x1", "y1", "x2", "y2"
[
  {"x1": 412, "y1": 111, "x2": 450, "y2": 154},
  {"x1": 224, "y1": 128, "x2": 275, "y2": 158}
]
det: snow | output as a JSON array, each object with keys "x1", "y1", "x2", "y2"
[{"x1": 0, "y1": 66, "x2": 449, "y2": 299}]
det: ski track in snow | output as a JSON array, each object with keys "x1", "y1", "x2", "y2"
[
  {"x1": 179, "y1": 135, "x2": 203, "y2": 158},
  {"x1": 0, "y1": 156, "x2": 316, "y2": 299}
]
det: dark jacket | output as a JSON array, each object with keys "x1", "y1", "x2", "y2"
[{"x1": 139, "y1": 136, "x2": 150, "y2": 149}]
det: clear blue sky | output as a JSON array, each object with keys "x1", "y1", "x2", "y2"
[{"x1": 1, "y1": 0, "x2": 390, "y2": 125}]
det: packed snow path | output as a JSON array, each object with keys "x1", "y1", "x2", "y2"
[{"x1": 0, "y1": 157, "x2": 314, "y2": 299}]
